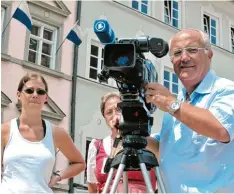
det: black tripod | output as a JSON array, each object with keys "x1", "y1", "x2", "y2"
[{"x1": 102, "y1": 135, "x2": 166, "y2": 193}]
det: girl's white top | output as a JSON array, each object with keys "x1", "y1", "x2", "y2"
[
  {"x1": 87, "y1": 135, "x2": 112, "y2": 183},
  {"x1": 1, "y1": 118, "x2": 55, "y2": 193}
]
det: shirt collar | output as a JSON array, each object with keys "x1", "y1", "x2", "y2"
[{"x1": 181, "y1": 69, "x2": 217, "y2": 100}]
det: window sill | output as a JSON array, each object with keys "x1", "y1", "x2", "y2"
[
  {"x1": 1, "y1": 53, "x2": 72, "y2": 81},
  {"x1": 77, "y1": 76, "x2": 118, "y2": 90},
  {"x1": 212, "y1": 45, "x2": 234, "y2": 57}
]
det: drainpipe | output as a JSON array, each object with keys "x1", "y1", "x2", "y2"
[{"x1": 69, "y1": 0, "x2": 82, "y2": 193}]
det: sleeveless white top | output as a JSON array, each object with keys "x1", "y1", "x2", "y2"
[{"x1": 1, "y1": 118, "x2": 55, "y2": 193}]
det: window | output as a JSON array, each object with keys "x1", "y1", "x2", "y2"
[
  {"x1": 1, "y1": 6, "x2": 6, "y2": 32},
  {"x1": 87, "y1": 40, "x2": 117, "y2": 87},
  {"x1": 231, "y1": 27, "x2": 234, "y2": 53},
  {"x1": 132, "y1": 0, "x2": 148, "y2": 14},
  {"x1": 203, "y1": 14, "x2": 217, "y2": 45},
  {"x1": 27, "y1": 21, "x2": 57, "y2": 69},
  {"x1": 164, "y1": 0, "x2": 179, "y2": 28},
  {"x1": 89, "y1": 44, "x2": 104, "y2": 81},
  {"x1": 164, "y1": 70, "x2": 179, "y2": 97},
  {"x1": 84, "y1": 139, "x2": 92, "y2": 184}
]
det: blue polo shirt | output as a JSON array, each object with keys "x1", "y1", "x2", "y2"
[{"x1": 156, "y1": 70, "x2": 234, "y2": 193}]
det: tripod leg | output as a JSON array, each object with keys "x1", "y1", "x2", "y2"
[
  {"x1": 109, "y1": 163, "x2": 125, "y2": 194},
  {"x1": 155, "y1": 166, "x2": 166, "y2": 193},
  {"x1": 123, "y1": 171, "x2": 128, "y2": 193},
  {"x1": 102, "y1": 168, "x2": 115, "y2": 194},
  {"x1": 139, "y1": 163, "x2": 154, "y2": 193}
]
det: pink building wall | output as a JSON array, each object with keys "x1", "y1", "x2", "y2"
[{"x1": 1, "y1": 1, "x2": 79, "y2": 189}]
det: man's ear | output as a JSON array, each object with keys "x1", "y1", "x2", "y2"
[{"x1": 207, "y1": 49, "x2": 213, "y2": 60}]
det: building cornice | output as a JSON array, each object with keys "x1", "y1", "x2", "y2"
[
  {"x1": 16, "y1": 96, "x2": 66, "y2": 121},
  {"x1": 1, "y1": 53, "x2": 72, "y2": 81},
  {"x1": 1, "y1": 92, "x2": 12, "y2": 107},
  {"x1": 29, "y1": 1, "x2": 71, "y2": 17}
]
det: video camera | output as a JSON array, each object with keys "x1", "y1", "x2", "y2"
[{"x1": 94, "y1": 19, "x2": 169, "y2": 146}]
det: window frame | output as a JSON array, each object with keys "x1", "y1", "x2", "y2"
[
  {"x1": 163, "y1": 0, "x2": 180, "y2": 29},
  {"x1": 230, "y1": 26, "x2": 234, "y2": 53},
  {"x1": 83, "y1": 138, "x2": 92, "y2": 185},
  {"x1": 1, "y1": 2, "x2": 12, "y2": 54},
  {"x1": 131, "y1": 0, "x2": 150, "y2": 15},
  {"x1": 86, "y1": 39, "x2": 117, "y2": 88},
  {"x1": 78, "y1": 137, "x2": 93, "y2": 186},
  {"x1": 23, "y1": 1, "x2": 71, "y2": 72},
  {"x1": 201, "y1": 5, "x2": 222, "y2": 47},
  {"x1": 1, "y1": 6, "x2": 6, "y2": 32},
  {"x1": 203, "y1": 13, "x2": 218, "y2": 45},
  {"x1": 88, "y1": 41, "x2": 104, "y2": 81},
  {"x1": 27, "y1": 20, "x2": 58, "y2": 70}
]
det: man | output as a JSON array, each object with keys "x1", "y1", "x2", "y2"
[{"x1": 146, "y1": 29, "x2": 234, "y2": 192}]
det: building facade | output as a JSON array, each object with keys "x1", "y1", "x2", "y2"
[
  {"x1": 73, "y1": 0, "x2": 234, "y2": 192},
  {"x1": 1, "y1": 0, "x2": 234, "y2": 193},
  {"x1": 1, "y1": 1, "x2": 78, "y2": 192}
]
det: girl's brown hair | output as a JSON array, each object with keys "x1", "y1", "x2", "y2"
[
  {"x1": 100, "y1": 92, "x2": 120, "y2": 117},
  {"x1": 17, "y1": 73, "x2": 48, "y2": 92}
]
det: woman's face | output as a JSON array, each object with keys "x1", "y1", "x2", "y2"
[
  {"x1": 17, "y1": 78, "x2": 48, "y2": 111},
  {"x1": 103, "y1": 96, "x2": 121, "y2": 130}
]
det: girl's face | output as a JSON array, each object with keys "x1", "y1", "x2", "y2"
[
  {"x1": 103, "y1": 96, "x2": 121, "y2": 130},
  {"x1": 17, "y1": 78, "x2": 48, "y2": 111}
]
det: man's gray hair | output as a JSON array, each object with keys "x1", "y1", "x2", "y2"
[{"x1": 169, "y1": 29, "x2": 212, "y2": 54}]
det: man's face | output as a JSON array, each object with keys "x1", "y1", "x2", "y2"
[
  {"x1": 104, "y1": 96, "x2": 121, "y2": 130},
  {"x1": 170, "y1": 30, "x2": 213, "y2": 89}
]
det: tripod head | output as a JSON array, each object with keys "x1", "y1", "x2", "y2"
[
  {"x1": 111, "y1": 137, "x2": 158, "y2": 171},
  {"x1": 116, "y1": 92, "x2": 154, "y2": 138}
]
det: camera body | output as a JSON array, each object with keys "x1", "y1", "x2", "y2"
[{"x1": 98, "y1": 36, "x2": 169, "y2": 138}]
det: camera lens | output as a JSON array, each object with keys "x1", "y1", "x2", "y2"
[{"x1": 104, "y1": 44, "x2": 135, "y2": 68}]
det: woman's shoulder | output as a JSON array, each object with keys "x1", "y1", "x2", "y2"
[
  {"x1": 50, "y1": 123, "x2": 70, "y2": 146},
  {"x1": 50, "y1": 123, "x2": 67, "y2": 135}
]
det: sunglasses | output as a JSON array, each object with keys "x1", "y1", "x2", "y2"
[{"x1": 23, "y1": 88, "x2": 47, "y2": 95}]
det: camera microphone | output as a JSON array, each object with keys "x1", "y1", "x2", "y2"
[{"x1": 94, "y1": 19, "x2": 115, "y2": 44}]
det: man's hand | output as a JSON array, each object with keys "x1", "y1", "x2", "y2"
[{"x1": 145, "y1": 83, "x2": 177, "y2": 112}]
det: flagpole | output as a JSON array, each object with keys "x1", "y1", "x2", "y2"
[
  {"x1": 1, "y1": 0, "x2": 24, "y2": 36},
  {"x1": 55, "y1": 19, "x2": 80, "y2": 55}
]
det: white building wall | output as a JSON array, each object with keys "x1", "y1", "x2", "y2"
[{"x1": 74, "y1": 0, "x2": 234, "y2": 188}]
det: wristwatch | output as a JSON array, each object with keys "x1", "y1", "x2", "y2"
[
  {"x1": 168, "y1": 100, "x2": 181, "y2": 115},
  {"x1": 53, "y1": 170, "x2": 62, "y2": 181}
]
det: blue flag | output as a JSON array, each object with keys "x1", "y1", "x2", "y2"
[
  {"x1": 12, "y1": 1, "x2": 32, "y2": 31},
  {"x1": 66, "y1": 25, "x2": 84, "y2": 46}
]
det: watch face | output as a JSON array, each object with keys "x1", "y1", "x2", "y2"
[{"x1": 171, "y1": 101, "x2": 179, "y2": 109}]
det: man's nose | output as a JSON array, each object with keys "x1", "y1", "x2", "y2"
[{"x1": 180, "y1": 50, "x2": 190, "y2": 62}]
